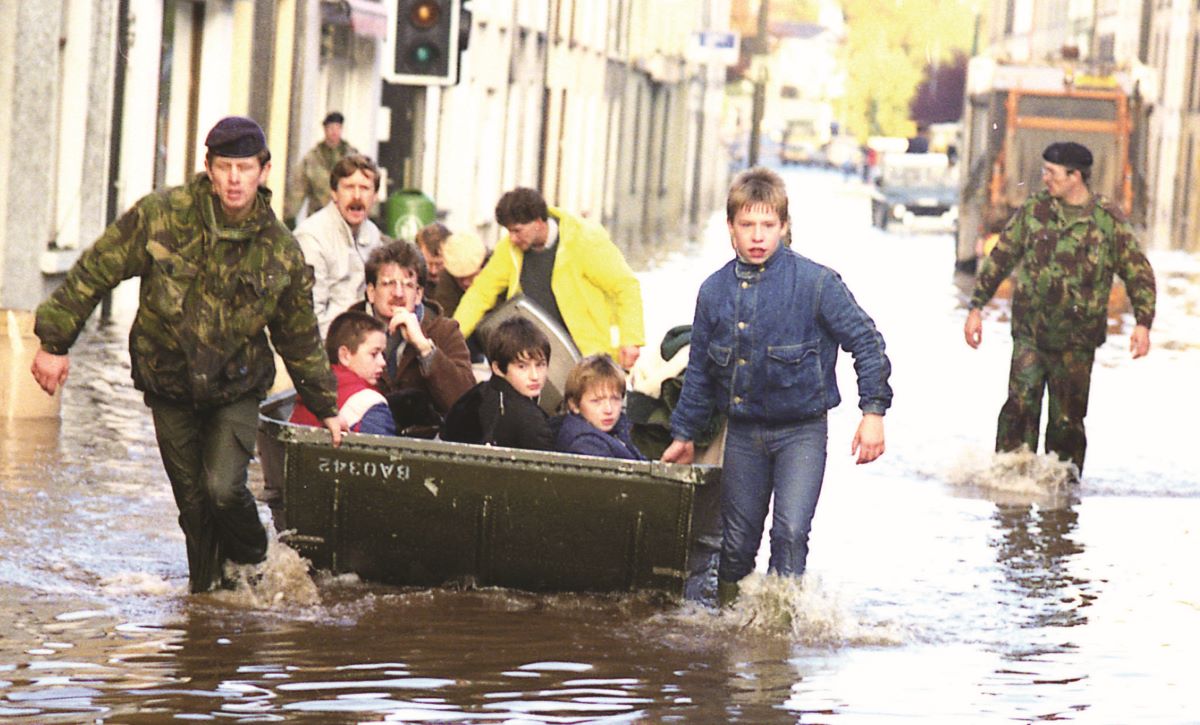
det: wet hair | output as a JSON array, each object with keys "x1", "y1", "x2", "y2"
[
  {"x1": 563, "y1": 354, "x2": 626, "y2": 409},
  {"x1": 495, "y1": 187, "x2": 549, "y2": 227},
  {"x1": 487, "y1": 317, "x2": 551, "y2": 373},
  {"x1": 364, "y1": 239, "x2": 428, "y2": 289},
  {"x1": 415, "y1": 222, "x2": 451, "y2": 257},
  {"x1": 325, "y1": 310, "x2": 385, "y2": 365},
  {"x1": 329, "y1": 153, "x2": 380, "y2": 192},
  {"x1": 726, "y1": 166, "x2": 789, "y2": 224}
]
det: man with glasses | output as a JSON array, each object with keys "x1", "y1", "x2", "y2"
[
  {"x1": 964, "y1": 141, "x2": 1156, "y2": 476},
  {"x1": 353, "y1": 240, "x2": 475, "y2": 433}
]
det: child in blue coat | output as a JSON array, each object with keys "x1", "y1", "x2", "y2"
[{"x1": 555, "y1": 354, "x2": 646, "y2": 460}]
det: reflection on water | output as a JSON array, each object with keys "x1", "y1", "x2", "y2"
[{"x1": 993, "y1": 504, "x2": 1091, "y2": 631}]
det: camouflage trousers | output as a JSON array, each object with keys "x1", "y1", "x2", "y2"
[
  {"x1": 996, "y1": 338, "x2": 1095, "y2": 474},
  {"x1": 148, "y1": 395, "x2": 268, "y2": 593}
]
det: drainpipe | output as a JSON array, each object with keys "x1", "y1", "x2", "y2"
[{"x1": 101, "y1": 0, "x2": 131, "y2": 324}]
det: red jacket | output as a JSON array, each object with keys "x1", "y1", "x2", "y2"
[{"x1": 290, "y1": 364, "x2": 393, "y2": 434}]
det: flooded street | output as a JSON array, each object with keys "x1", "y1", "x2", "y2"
[{"x1": 2, "y1": 166, "x2": 1198, "y2": 723}]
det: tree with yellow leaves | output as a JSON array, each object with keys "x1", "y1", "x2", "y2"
[{"x1": 838, "y1": 0, "x2": 981, "y2": 138}]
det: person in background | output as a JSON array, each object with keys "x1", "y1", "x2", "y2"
[
  {"x1": 453, "y1": 187, "x2": 645, "y2": 368},
  {"x1": 964, "y1": 141, "x2": 1156, "y2": 476},
  {"x1": 416, "y1": 222, "x2": 450, "y2": 297},
  {"x1": 434, "y1": 230, "x2": 488, "y2": 318},
  {"x1": 354, "y1": 241, "x2": 474, "y2": 432},
  {"x1": 285, "y1": 111, "x2": 358, "y2": 227},
  {"x1": 661, "y1": 167, "x2": 892, "y2": 608},
  {"x1": 441, "y1": 317, "x2": 554, "y2": 451},
  {"x1": 293, "y1": 154, "x2": 383, "y2": 337},
  {"x1": 555, "y1": 354, "x2": 645, "y2": 460},
  {"x1": 291, "y1": 311, "x2": 395, "y2": 435},
  {"x1": 30, "y1": 116, "x2": 344, "y2": 594}
]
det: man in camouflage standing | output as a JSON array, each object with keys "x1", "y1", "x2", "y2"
[
  {"x1": 31, "y1": 116, "x2": 346, "y2": 593},
  {"x1": 284, "y1": 111, "x2": 358, "y2": 227},
  {"x1": 964, "y1": 142, "x2": 1156, "y2": 475}
]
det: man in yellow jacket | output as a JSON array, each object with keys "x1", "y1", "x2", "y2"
[{"x1": 454, "y1": 188, "x2": 645, "y2": 368}]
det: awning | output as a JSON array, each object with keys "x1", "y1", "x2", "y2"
[{"x1": 321, "y1": 0, "x2": 388, "y2": 40}]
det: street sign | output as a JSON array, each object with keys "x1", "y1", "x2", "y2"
[{"x1": 686, "y1": 30, "x2": 739, "y2": 66}]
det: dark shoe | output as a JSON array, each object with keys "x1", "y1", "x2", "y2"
[{"x1": 717, "y1": 579, "x2": 740, "y2": 608}]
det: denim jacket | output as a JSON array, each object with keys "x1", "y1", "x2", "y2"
[{"x1": 670, "y1": 247, "x2": 892, "y2": 441}]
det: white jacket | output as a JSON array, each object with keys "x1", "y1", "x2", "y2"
[{"x1": 293, "y1": 202, "x2": 382, "y2": 337}]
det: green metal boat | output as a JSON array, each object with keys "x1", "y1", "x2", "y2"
[{"x1": 257, "y1": 394, "x2": 721, "y2": 598}]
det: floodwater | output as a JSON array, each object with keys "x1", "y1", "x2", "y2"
[{"x1": 2, "y1": 167, "x2": 1197, "y2": 723}]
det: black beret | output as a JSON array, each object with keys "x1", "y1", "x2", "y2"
[
  {"x1": 205, "y1": 116, "x2": 267, "y2": 158},
  {"x1": 323, "y1": 111, "x2": 345, "y2": 126},
  {"x1": 1042, "y1": 141, "x2": 1093, "y2": 168}
]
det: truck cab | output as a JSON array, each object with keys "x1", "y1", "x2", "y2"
[{"x1": 955, "y1": 57, "x2": 1150, "y2": 272}]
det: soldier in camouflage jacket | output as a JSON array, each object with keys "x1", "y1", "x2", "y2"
[
  {"x1": 31, "y1": 117, "x2": 344, "y2": 593},
  {"x1": 964, "y1": 142, "x2": 1156, "y2": 475},
  {"x1": 283, "y1": 111, "x2": 357, "y2": 226}
]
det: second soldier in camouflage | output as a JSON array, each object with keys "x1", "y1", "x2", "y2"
[{"x1": 963, "y1": 141, "x2": 1156, "y2": 475}]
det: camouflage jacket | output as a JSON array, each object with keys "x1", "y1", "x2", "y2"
[
  {"x1": 283, "y1": 140, "x2": 357, "y2": 222},
  {"x1": 969, "y1": 190, "x2": 1156, "y2": 350},
  {"x1": 35, "y1": 173, "x2": 338, "y2": 417}
]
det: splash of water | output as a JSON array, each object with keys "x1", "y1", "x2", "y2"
[
  {"x1": 99, "y1": 571, "x2": 181, "y2": 597},
  {"x1": 945, "y1": 447, "x2": 1077, "y2": 507},
  {"x1": 672, "y1": 573, "x2": 906, "y2": 648},
  {"x1": 215, "y1": 537, "x2": 320, "y2": 609}
]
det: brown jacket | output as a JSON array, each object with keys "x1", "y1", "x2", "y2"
[{"x1": 350, "y1": 299, "x2": 474, "y2": 413}]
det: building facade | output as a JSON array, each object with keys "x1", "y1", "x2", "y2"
[
  {"x1": 0, "y1": 0, "x2": 733, "y2": 315},
  {"x1": 984, "y1": 0, "x2": 1199, "y2": 251}
]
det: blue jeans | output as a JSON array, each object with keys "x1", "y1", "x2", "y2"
[{"x1": 718, "y1": 415, "x2": 828, "y2": 583}]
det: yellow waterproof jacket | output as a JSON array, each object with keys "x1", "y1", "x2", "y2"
[{"x1": 453, "y1": 207, "x2": 644, "y2": 358}]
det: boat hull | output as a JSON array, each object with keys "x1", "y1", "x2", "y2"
[{"x1": 258, "y1": 394, "x2": 720, "y2": 598}]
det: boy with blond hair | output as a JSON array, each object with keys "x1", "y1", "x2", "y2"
[
  {"x1": 555, "y1": 354, "x2": 645, "y2": 460},
  {"x1": 662, "y1": 167, "x2": 892, "y2": 606}
]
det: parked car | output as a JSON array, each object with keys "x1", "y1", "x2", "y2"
[
  {"x1": 870, "y1": 152, "x2": 958, "y2": 230},
  {"x1": 779, "y1": 119, "x2": 824, "y2": 166}
]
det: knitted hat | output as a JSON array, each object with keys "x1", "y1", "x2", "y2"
[{"x1": 442, "y1": 231, "x2": 486, "y2": 278}]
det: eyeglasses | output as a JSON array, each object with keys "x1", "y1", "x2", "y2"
[{"x1": 375, "y1": 277, "x2": 420, "y2": 292}]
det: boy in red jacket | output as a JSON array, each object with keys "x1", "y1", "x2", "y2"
[{"x1": 291, "y1": 311, "x2": 396, "y2": 435}]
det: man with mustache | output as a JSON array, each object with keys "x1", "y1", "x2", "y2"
[
  {"x1": 293, "y1": 154, "x2": 384, "y2": 338},
  {"x1": 352, "y1": 241, "x2": 475, "y2": 434}
]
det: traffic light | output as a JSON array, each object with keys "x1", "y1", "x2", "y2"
[{"x1": 384, "y1": 0, "x2": 462, "y2": 86}]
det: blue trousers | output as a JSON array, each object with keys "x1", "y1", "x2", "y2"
[{"x1": 718, "y1": 416, "x2": 828, "y2": 583}]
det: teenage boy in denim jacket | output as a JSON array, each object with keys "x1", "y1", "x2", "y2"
[{"x1": 661, "y1": 167, "x2": 893, "y2": 606}]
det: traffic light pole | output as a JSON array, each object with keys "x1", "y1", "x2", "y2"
[{"x1": 747, "y1": 0, "x2": 769, "y2": 168}]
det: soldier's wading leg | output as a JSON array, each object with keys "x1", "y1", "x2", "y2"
[
  {"x1": 150, "y1": 396, "x2": 268, "y2": 593},
  {"x1": 1043, "y1": 348, "x2": 1095, "y2": 475},
  {"x1": 996, "y1": 339, "x2": 1047, "y2": 456}
]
